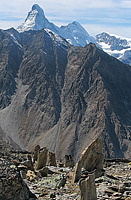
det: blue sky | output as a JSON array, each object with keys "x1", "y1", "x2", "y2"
[{"x1": 0, "y1": 0, "x2": 131, "y2": 38}]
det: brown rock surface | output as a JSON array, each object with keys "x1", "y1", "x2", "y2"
[
  {"x1": 73, "y1": 138, "x2": 104, "y2": 182},
  {"x1": 79, "y1": 173, "x2": 97, "y2": 200},
  {"x1": 0, "y1": 157, "x2": 31, "y2": 200},
  {"x1": 81, "y1": 138, "x2": 104, "y2": 171},
  {"x1": 35, "y1": 147, "x2": 48, "y2": 170},
  {"x1": 33, "y1": 145, "x2": 40, "y2": 163},
  {"x1": 0, "y1": 28, "x2": 130, "y2": 161},
  {"x1": 36, "y1": 166, "x2": 49, "y2": 177},
  {"x1": 48, "y1": 151, "x2": 57, "y2": 167}
]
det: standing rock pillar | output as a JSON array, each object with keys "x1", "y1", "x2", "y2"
[
  {"x1": 79, "y1": 173, "x2": 97, "y2": 200},
  {"x1": 48, "y1": 151, "x2": 57, "y2": 167},
  {"x1": 35, "y1": 147, "x2": 48, "y2": 170}
]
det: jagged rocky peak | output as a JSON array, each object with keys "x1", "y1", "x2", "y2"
[
  {"x1": 96, "y1": 32, "x2": 130, "y2": 51},
  {"x1": 25, "y1": 4, "x2": 46, "y2": 22},
  {"x1": 96, "y1": 32, "x2": 131, "y2": 65},
  {"x1": 17, "y1": 4, "x2": 49, "y2": 32},
  {"x1": 17, "y1": 4, "x2": 97, "y2": 46},
  {"x1": 31, "y1": 4, "x2": 45, "y2": 14}
]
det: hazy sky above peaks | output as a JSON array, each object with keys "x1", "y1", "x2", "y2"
[{"x1": 0, "y1": 0, "x2": 131, "y2": 38}]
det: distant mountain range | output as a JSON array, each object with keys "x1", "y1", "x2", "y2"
[
  {"x1": 0, "y1": 4, "x2": 131, "y2": 160},
  {"x1": 17, "y1": 4, "x2": 131, "y2": 65},
  {"x1": 96, "y1": 32, "x2": 131, "y2": 65},
  {"x1": 17, "y1": 4, "x2": 96, "y2": 47}
]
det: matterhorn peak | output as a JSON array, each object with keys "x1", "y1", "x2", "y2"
[
  {"x1": 17, "y1": 4, "x2": 48, "y2": 32},
  {"x1": 17, "y1": 4, "x2": 97, "y2": 46}
]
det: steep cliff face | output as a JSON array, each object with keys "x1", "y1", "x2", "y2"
[
  {"x1": 55, "y1": 44, "x2": 131, "y2": 160},
  {"x1": 0, "y1": 29, "x2": 23, "y2": 109},
  {"x1": 18, "y1": 30, "x2": 69, "y2": 145},
  {"x1": 0, "y1": 29, "x2": 130, "y2": 161}
]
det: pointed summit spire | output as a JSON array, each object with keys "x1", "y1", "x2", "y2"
[
  {"x1": 17, "y1": 4, "x2": 48, "y2": 32},
  {"x1": 31, "y1": 4, "x2": 45, "y2": 16}
]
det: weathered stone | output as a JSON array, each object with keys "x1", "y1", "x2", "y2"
[
  {"x1": 26, "y1": 154, "x2": 32, "y2": 162},
  {"x1": 57, "y1": 175, "x2": 66, "y2": 188},
  {"x1": 0, "y1": 157, "x2": 31, "y2": 200},
  {"x1": 73, "y1": 160, "x2": 82, "y2": 183},
  {"x1": 35, "y1": 147, "x2": 48, "y2": 170},
  {"x1": 36, "y1": 167, "x2": 48, "y2": 177},
  {"x1": 73, "y1": 138, "x2": 104, "y2": 182},
  {"x1": 21, "y1": 160, "x2": 34, "y2": 171},
  {"x1": 64, "y1": 155, "x2": 74, "y2": 168},
  {"x1": 48, "y1": 151, "x2": 57, "y2": 167},
  {"x1": 81, "y1": 138, "x2": 104, "y2": 172},
  {"x1": 118, "y1": 183, "x2": 126, "y2": 193},
  {"x1": 26, "y1": 170, "x2": 37, "y2": 182},
  {"x1": 33, "y1": 145, "x2": 40, "y2": 163},
  {"x1": 79, "y1": 173, "x2": 97, "y2": 200},
  {"x1": 13, "y1": 159, "x2": 20, "y2": 166}
]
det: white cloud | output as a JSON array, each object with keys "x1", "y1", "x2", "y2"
[
  {"x1": 121, "y1": 0, "x2": 131, "y2": 8},
  {"x1": 0, "y1": 20, "x2": 22, "y2": 30},
  {"x1": 83, "y1": 24, "x2": 131, "y2": 38}
]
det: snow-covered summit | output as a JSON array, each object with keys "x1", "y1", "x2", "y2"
[
  {"x1": 61, "y1": 21, "x2": 96, "y2": 46},
  {"x1": 17, "y1": 4, "x2": 97, "y2": 47},
  {"x1": 17, "y1": 4, "x2": 49, "y2": 32},
  {"x1": 96, "y1": 32, "x2": 131, "y2": 65}
]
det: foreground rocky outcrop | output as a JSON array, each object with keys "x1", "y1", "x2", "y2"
[
  {"x1": 79, "y1": 173, "x2": 97, "y2": 200},
  {"x1": 73, "y1": 138, "x2": 104, "y2": 182},
  {"x1": 0, "y1": 141, "x2": 131, "y2": 200},
  {"x1": 0, "y1": 146, "x2": 36, "y2": 200},
  {"x1": 0, "y1": 28, "x2": 131, "y2": 161}
]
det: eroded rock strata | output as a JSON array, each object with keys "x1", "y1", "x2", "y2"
[{"x1": 0, "y1": 28, "x2": 131, "y2": 161}]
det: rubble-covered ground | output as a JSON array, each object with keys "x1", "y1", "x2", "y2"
[
  {"x1": 0, "y1": 146, "x2": 131, "y2": 200},
  {"x1": 25, "y1": 160, "x2": 131, "y2": 200}
]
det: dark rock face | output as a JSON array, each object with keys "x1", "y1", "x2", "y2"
[
  {"x1": 55, "y1": 44, "x2": 131, "y2": 160},
  {"x1": 0, "y1": 29, "x2": 23, "y2": 109},
  {"x1": 17, "y1": 30, "x2": 69, "y2": 145},
  {"x1": 0, "y1": 28, "x2": 131, "y2": 161},
  {"x1": 0, "y1": 156, "x2": 30, "y2": 200}
]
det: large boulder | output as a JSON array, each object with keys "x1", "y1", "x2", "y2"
[
  {"x1": 0, "y1": 157, "x2": 33, "y2": 200},
  {"x1": 73, "y1": 138, "x2": 104, "y2": 182},
  {"x1": 81, "y1": 138, "x2": 104, "y2": 171}
]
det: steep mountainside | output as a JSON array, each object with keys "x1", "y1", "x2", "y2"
[
  {"x1": 0, "y1": 29, "x2": 23, "y2": 109},
  {"x1": 0, "y1": 127, "x2": 21, "y2": 150},
  {"x1": 96, "y1": 32, "x2": 131, "y2": 65},
  {"x1": 0, "y1": 29, "x2": 131, "y2": 161},
  {"x1": 17, "y1": 4, "x2": 96, "y2": 47}
]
